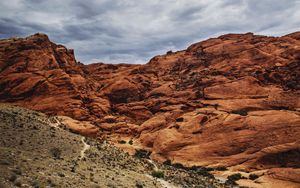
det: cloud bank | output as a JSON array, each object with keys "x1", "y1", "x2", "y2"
[{"x1": 1, "y1": 0, "x2": 300, "y2": 64}]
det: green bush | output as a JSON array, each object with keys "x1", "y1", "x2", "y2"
[
  {"x1": 50, "y1": 147, "x2": 61, "y2": 159},
  {"x1": 32, "y1": 180, "x2": 40, "y2": 188},
  {"x1": 8, "y1": 174, "x2": 17, "y2": 182},
  {"x1": 134, "y1": 149, "x2": 151, "y2": 159},
  {"x1": 118, "y1": 140, "x2": 126, "y2": 144},
  {"x1": 14, "y1": 180, "x2": 22, "y2": 187},
  {"x1": 195, "y1": 167, "x2": 214, "y2": 179},
  {"x1": 173, "y1": 163, "x2": 185, "y2": 169},
  {"x1": 225, "y1": 179, "x2": 237, "y2": 185},
  {"x1": 249, "y1": 174, "x2": 259, "y2": 180},
  {"x1": 172, "y1": 163, "x2": 185, "y2": 169},
  {"x1": 215, "y1": 166, "x2": 227, "y2": 171},
  {"x1": 163, "y1": 159, "x2": 171, "y2": 166},
  {"x1": 176, "y1": 117, "x2": 184, "y2": 122},
  {"x1": 232, "y1": 109, "x2": 248, "y2": 116},
  {"x1": 228, "y1": 173, "x2": 242, "y2": 181},
  {"x1": 225, "y1": 173, "x2": 243, "y2": 185},
  {"x1": 12, "y1": 167, "x2": 22, "y2": 175},
  {"x1": 151, "y1": 170, "x2": 164, "y2": 178},
  {"x1": 171, "y1": 163, "x2": 214, "y2": 179}
]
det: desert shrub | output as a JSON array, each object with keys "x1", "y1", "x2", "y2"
[
  {"x1": 172, "y1": 163, "x2": 185, "y2": 169},
  {"x1": 118, "y1": 140, "x2": 126, "y2": 144},
  {"x1": 12, "y1": 167, "x2": 22, "y2": 175},
  {"x1": 9, "y1": 174, "x2": 17, "y2": 182},
  {"x1": 199, "y1": 116, "x2": 208, "y2": 126},
  {"x1": 226, "y1": 173, "x2": 243, "y2": 185},
  {"x1": 188, "y1": 165, "x2": 213, "y2": 172},
  {"x1": 166, "y1": 50, "x2": 173, "y2": 55},
  {"x1": 225, "y1": 179, "x2": 237, "y2": 185},
  {"x1": 50, "y1": 147, "x2": 61, "y2": 159},
  {"x1": 32, "y1": 179, "x2": 40, "y2": 188},
  {"x1": 14, "y1": 180, "x2": 22, "y2": 187},
  {"x1": 58, "y1": 172, "x2": 65, "y2": 177},
  {"x1": 228, "y1": 173, "x2": 242, "y2": 181},
  {"x1": 286, "y1": 80, "x2": 298, "y2": 89},
  {"x1": 135, "y1": 181, "x2": 143, "y2": 188},
  {"x1": 195, "y1": 167, "x2": 214, "y2": 179},
  {"x1": 163, "y1": 159, "x2": 171, "y2": 166},
  {"x1": 134, "y1": 149, "x2": 151, "y2": 159},
  {"x1": 249, "y1": 173, "x2": 259, "y2": 180},
  {"x1": 171, "y1": 163, "x2": 215, "y2": 178},
  {"x1": 215, "y1": 166, "x2": 228, "y2": 171},
  {"x1": 176, "y1": 117, "x2": 184, "y2": 122},
  {"x1": 151, "y1": 170, "x2": 164, "y2": 178},
  {"x1": 232, "y1": 109, "x2": 248, "y2": 116}
]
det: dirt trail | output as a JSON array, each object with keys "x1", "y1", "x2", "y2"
[
  {"x1": 79, "y1": 137, "x2": 90, "y2": 160},
  {"x1": 147, "y1": 159, "x2": 159, "y2": 171}
]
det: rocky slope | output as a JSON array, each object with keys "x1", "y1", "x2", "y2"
[
  {"x1": 0, "y1": 32, "x2": 300, "y2": 187},
  {"x1": 0, "y1": 104, "x2": 229, "y2": 188}
]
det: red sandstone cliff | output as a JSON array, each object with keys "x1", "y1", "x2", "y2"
[{"x1": 0, "y1": 32, "x2": 300, "y2": 187}]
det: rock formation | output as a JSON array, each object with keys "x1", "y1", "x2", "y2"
[
  {"x1": 0, "y1": 32, "x2": 299, "y2": 187},
  {"x1": 1, "y1": 104, "x2": 227, "y2": 188}
]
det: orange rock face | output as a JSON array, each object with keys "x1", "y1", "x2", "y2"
[{"x1": 1, "y1": 32, "x2": 300, "y2": 186}]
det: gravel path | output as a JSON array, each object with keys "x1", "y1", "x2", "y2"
[{"x1": 79, "y1": 137, "x2": 90, "y2": 160}]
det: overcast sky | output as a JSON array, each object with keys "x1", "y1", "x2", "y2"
[{"x1": 1, "y1": 0, "x2": 300, "y2": 64}]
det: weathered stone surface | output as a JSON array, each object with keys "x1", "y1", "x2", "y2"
[{"x1": 1, "y1": 32, "x2": 300, "y2": 187}]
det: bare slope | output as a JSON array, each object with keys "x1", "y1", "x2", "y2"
[{"x1": 0, "y1": 104, "x2": 228, "y2": 188}]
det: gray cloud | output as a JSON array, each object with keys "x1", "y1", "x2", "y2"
[{"x1": 0, "y1": 0, "x2": 300, "y2": 64}]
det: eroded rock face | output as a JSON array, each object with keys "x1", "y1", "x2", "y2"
[
  {"x1": 0, "y1": 34, "x2": 110, "y2": 121},
  {"x1": 1, "y1": 32, "x2": 300, "y2": 186}
]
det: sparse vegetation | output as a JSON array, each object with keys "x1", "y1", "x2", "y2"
[
  {"x1": 232, "y1": 109, "x2": 248, "y2": 116},
  {"x1": 58, "y1": 172, "x2": 65, "y2": 177},
  {"x1": 163, "y1": 159, "x2": 171, "y2": 165},
  {"x1": 151, "y1": 170, "x2": 164, "y2": 178},
  {"x1": 194, "y1": 167, "x2": 214, "y2": 179},
  {"x1": 135, "y1": 180, "x2": 144, "y2": 188},
  {"x1": 171, "y1": 163, "x2": 215, "y2": 179},
  {"x1": 172, "y1": 163, "x2": 185, "y2": 169},
  {"x1": 134, "y1": 149, "x2": 151, "y2": 159},
  {"x1": 32, "y1": 179, "x2": 41, "y2": 188},
  {"x1": 215, "y1": 166, "x2": 227, "y2": 171},
  {"x1": 166, "y1": 50, "x2": 173, "y2": 55},
  {"x1": 176, "y1": 117, "x2": 184, "y2": 122},
  {"x1": 188, "y1": 165, "x2": 213, "y2": 171},
  {"x1": 228, "y1": 173, "x2": 243, "y2": 181},
  {"x1": 199, "y1": 116, "x2": 208, "y2": 126},
  {"x1": 50, "y1": 147, "x2": 62, "y2": 159},
  {"x1": 118, "y1": 140, "x2": 126, "y2": 144},
  {"x1": 9, "y1": 174, "x2": 17, "y2": 182},
  {"x1": 12, "y1": 167, "x2": 22, "y2": 175},
  {"x1": 249, "y1": 173, "x2": 259, "y2": 180},
  {"x1": 0, "y1": 103, "x2": 234, "y2": 187},
  {"x1": 14, "y1": 180, "x2": 22, "y2": 187},
  {"x1": 226, "y1": 173, "x2": 243, "y2": 185}
]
